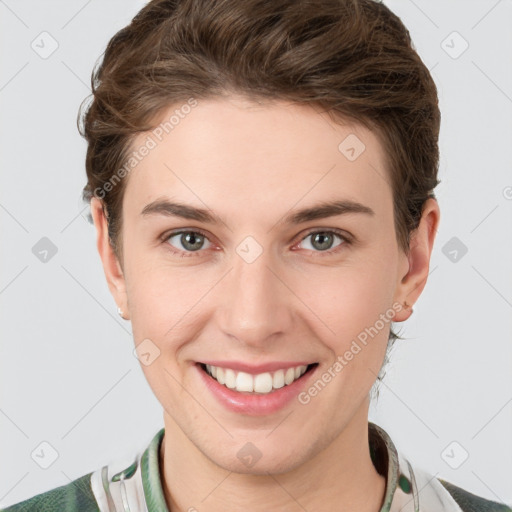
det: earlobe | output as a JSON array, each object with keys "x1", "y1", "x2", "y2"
[
  {"x1": 90, "y1": 197, "x2": 129, "y2": 319},
  {"x1": 393, "y1": 198, "x2": 440, "y2": 323}
]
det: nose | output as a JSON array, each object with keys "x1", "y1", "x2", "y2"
[{"x1": 216, "y1": 244, "x2": 294, "y2": 349}]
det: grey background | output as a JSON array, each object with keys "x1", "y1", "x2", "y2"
[{"x1": 1, "y1": 0, "x2": 511, "y2": 507}]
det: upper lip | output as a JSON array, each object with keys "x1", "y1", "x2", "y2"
[{"x1": 198, "y1": 360, "x2": 316, "y2": 374}]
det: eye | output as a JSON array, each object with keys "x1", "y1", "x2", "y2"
[
  {"x1": 295, "y1": 229, "x2": 349, "y2": 256},
  {"x1": 161, "y1": 228, "x2": 351, "y2": 258},
  {"x1": 164, "y1": 230, "x2": 212, "y2": 257}
]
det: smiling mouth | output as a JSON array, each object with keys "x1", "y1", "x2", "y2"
[{"x1": 198, "y1": 362, "x2": 319, "y2": 395}]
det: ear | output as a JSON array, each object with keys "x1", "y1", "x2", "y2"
[
  {"x1": 393, "y1": 197, "x2": 440, "y2": 322},
  {"x1": 90, "y1": 197, "x2": 129, "y2": 320}
]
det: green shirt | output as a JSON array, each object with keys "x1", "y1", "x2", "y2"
[{"x1": 1, "y1": 422, "x2": 510, "y2": 511}]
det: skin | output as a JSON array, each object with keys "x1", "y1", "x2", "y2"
[{"x1": 91, "y1": 95, "x2": 440, "y2": 512}]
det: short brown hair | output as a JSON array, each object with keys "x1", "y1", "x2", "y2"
[{"x1": 79, "y1": 0, "x2": 441, "y2": 381}]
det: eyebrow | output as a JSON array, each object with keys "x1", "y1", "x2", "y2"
[{"x1": 140, "y1": 197, "x2": 375, "y2": 226}]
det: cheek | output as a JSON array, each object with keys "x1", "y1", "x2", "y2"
[
  {"x1": 312, "y1": 270, "x2": 393, "y2": 398},
  {"x1": 295, "y1": 259, "x2": 396, "y2": 342},
  {"x1": 125, "y1": 253, "x2": 215, "y2": 359},
  {"x1": 126, "y1": 265, "x2": 196, "y2": 404},
  {"x1": 124, "y1": 241, "x2": 179, "y2": 318}
]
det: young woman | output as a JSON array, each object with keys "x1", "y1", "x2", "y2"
[{"x1": 3, "y1": 0, "x2": 510, "y2": 511}]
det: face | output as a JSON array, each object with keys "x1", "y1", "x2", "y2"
[{"x1": 92, "y1": 95, "x2": 439, "y2": 475}]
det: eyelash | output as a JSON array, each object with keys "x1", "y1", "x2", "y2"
[{"x1": 161, "y1": 228, "x2": 352, "y2": 259}]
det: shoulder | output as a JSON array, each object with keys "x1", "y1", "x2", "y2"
[
  {"x1": 368, "y1": 422, "x2": 511, "y2": 512},
  {"x1": 0, "y1": 472, "x2": 99, "y2": 512},
  {"x1": 0, "y1": 428, "x2": 165, "y2": 512},
  {"x1": 438, "y1": 478, "x2": 512, "y2": 512}
]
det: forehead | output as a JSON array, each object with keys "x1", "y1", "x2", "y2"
[{"x1": 122, "y1": 96, "x2": 392, "y2": 223}]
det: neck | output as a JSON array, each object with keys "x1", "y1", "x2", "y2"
[{"x1": 159, "y1": 404, "x2": 386, "y2": 512}]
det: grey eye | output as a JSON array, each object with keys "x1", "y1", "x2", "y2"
[
  {"x1": 167, "y1": 231, "x2": 211, "y2": 252},
  {"x1": 299, "y1": 232, "x2": 345, "y2": 252}
]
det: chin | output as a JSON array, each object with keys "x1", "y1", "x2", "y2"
[{"x1": 205, "y1": 443, "x2": 309, "y2": 476}]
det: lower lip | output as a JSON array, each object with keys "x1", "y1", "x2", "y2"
[{"x1": 195, "y1": 363, "x2": 318, "y2": 416}]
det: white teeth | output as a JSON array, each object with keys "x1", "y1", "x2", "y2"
[
  {"x1": 204, "y1": 364, "x2": 310, "y2": 394},
  {"x1": 236, "y1": 372, "x2": 254, "y2": 392},
  {"x1": 273, "y1": 369, "x2": 285, "y2": 389},
  {"x1": 285, "y1": 367, "x2": 296, "y2": 385},
  {"x1": 225, "y1": 369, "x2": 236, "y2": 389},
  {"x1": 254, "y1": 372, "x2": 273, "y2": 393}
]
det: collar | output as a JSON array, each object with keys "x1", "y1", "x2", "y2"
[
  {"x1": 368, "y1": 422, "x2": 464, "y2": 512},
  {"x1": 369, "y1": 421, "x2": 401, "y2": 511},
  {"x1": 140, "y1": 427, "x2": 168, "y2": 511}
]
